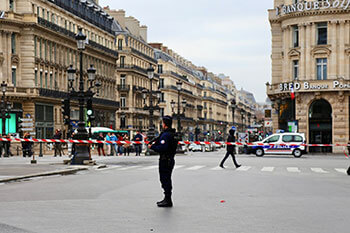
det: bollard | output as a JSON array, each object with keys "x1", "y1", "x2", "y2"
[{"x1": 39, "y1": 142, "x2": 43, "y2": 157}]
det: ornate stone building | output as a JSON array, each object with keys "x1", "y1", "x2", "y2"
[
  {"x1": 0, "y1": 0, "x2": 119, "y2": 139},
  {"x1": 105, "y1": 8, "x2": 158, "y2": 136},
  {"x1": 268, "y1": 0, "x2": 350, "y2": 152}
]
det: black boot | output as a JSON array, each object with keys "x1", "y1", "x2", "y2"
[{"x1": 157, "y1": 195, "x2": 173, "y2": 207}]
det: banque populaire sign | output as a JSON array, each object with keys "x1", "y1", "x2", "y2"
[
  {"x1": 279, "y1": 81, "x2": 350, "y2": 92},
  {"x1": 276, "y1": 0, "x2": 350, "y2": 16}
]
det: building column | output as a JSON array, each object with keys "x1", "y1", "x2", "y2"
[{"x1": 329, "y1": 20, "x2": 338, "y2": 79}]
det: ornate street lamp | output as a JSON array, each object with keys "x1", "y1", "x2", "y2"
[
  {"x1": 0, "y1": 81, "x2": 11, "y2": 157},
  {"x1": 240, "y1": 109, "x2": 245, "y2": 132},
  {"x1": 66, "y1": 28, "x2": 100, "y2": 164}
]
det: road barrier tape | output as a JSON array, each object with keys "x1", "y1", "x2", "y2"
[{"x1": 0, "y1": 137, "x2": 350, "y2": 147}]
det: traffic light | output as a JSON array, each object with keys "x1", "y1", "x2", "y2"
[
  {"x1": 61, "y1": 99, "x2": 70, "y2": 117},
  {"x1": 86, "y1": 99, "x2": 95, "y2": 122}
]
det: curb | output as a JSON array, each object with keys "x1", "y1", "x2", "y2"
[{"x1": 0, "y1": 167, "x2": 88, "y2": 184}]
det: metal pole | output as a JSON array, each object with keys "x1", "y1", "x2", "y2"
[
  {"x1": 149, "y1": 79, "x2": 153, "y2": 134},
  {"x1": 79, "y1": 50, "x2": 84, "y2": 122},
  {"x1": 177, "y1": 89, "x2": 181, "y2": 133},
  {"x1": 2, "y1": 92, "x2": 5, "y2": 136}
]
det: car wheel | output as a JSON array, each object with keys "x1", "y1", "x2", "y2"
[
  {"x1": 255, "y1": 148, "x2": 264, "y2": 157},
  {"x1": 293, "y1": 149, "x2": 302, "y2": 158}
]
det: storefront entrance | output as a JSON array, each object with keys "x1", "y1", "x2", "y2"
[{"x1": 309, "y1": 99, "x2": 332, "y2": 153}]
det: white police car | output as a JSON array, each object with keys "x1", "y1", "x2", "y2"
[{"x1": 252, "y1": 133, "x2": 306, "y2": 158}]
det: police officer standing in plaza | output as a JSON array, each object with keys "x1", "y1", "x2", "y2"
[
  {"x1": 149, "y1": 116, "x2": 177, "y2": 207},
  {"x1": 220, "y1": 126, "x2": 241, "y2": 169}
]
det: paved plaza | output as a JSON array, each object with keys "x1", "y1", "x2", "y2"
[{"x1": 0, "y1": 150, "x2": 349, "y2": 233}]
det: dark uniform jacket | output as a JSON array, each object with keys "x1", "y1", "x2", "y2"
[
  {"x1": 226, "y1": 134, "x2": 236, "y2": 153},
  {"x1": 151, "y1": 128, "x2": 177, "y2": 159}
]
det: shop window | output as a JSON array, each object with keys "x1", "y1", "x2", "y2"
[
  {"x1": 293, "y1": 60, "x2": 299, "y2": 80},
  {"x1": 316, "y1": 58, "x2": 327, "y2": 80},
  {"x1": 317, "y1": 22, "x2": 327, "y2": 45},
  {"x1": 292, "y1": 25, "x2": 299, "y2": 47}
]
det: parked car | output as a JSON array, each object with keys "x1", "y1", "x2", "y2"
[
  {"x1": 189, "y1": 143, "x2": 202, "y2": 152},
  {"x1": 250, "y1": 133, "x2": 307, "y2": 158}
]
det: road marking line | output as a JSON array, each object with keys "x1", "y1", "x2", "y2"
[
  {"x1": 174, "y1": 165, "x2": 185, "y2": 170},
  {"x1": 261, "y1": 167, "x2": 274, "y2": 172},
  {"x1": 210, "y1": 166, "x2": 223, "y2": 170},
  {"x1": 140, "y1": 165, "x2": 158, "y2": 170},
  {"x1": 118, "y1": 166, "x2": 141, "y2": 171},
  {"x1": 335, "y1": 168, "x2": 347, "y2": 174},
  {"x1": 186, "y1": 166, "x2": 205, "y2": 170},
  {"x1": 97, "y1": 165, "x2": 122, "y2": 171},
  {"x1": 236, "y1": 166, "x2": 251, "y2": 171},
  {"x1": 287, "y1": 167, "x2": 300, "y2": 173},
  {"x1": 311, "y1": 168, "x2": 329, "y2": 174}
]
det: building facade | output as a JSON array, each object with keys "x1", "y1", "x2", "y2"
[
  {"x1": 268, "y1": 0, "x2": 350, "y2": 152},
  {"x1": 105, "y1": 8, "x2": 159, "y2": 136},
  {"x1": 0, "y1": 0, "x2": 119, "y2": 139}
]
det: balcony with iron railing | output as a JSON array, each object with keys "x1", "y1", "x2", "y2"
[{"x1": 117, "y1": 84, "x2": 130, "y2": 92}]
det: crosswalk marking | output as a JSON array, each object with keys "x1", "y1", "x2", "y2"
[
  {"x1": 261, "y1": 167, "x2": 274, "y2": 172},
  {"x1": 335, "y1": 168, "x2": 347, "y2": 174},
  {"x1": 174, "y1": 165, "x2": 185, "y2": 170},
  {"x1": 210, "y1": 166, "x2": 223, "y2": 170},
  {"x1": 236, "y1": 166, "x2": 251, "y2": 171},
  {"x1": 287, "y1": 167, "x2": 300, "y2": 173},
  {"x1": 140, "y1": 165, "x2": 158, "y2": 170},
  {"x1": 186, "y1": 165, "x2": 205, "y2": 170},
  {"x1": 311, "y1": 168, "x2": 329, "y2": 174},
  {"x1": 118, "y1": 166, "x2": 141, "y2": 171}
]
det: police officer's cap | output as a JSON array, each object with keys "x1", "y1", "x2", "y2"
[{"x1": 162, "y1": 115, "x2": 173, "y2": 127}]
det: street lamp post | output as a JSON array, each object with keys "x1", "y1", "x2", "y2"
[
  {"x1": 142, "y1": 64, "x2": 161, "y2": 155},
  {"x1": 171, "y1": 81, "x2": 187, "y2": 142},
  {"x1": 67, "y1": 28, "x2": 100, "y2": 164},
  {"x1": 240, "y1": 109, "x2": 245, "y2": 132},
  {"x1": 0, "y1": 81, "x2": 11, "y2": 157},
  {"x1": 231, "y1": 99, "x2": 236, "y2": 126}
]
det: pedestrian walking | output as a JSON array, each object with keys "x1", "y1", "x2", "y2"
[
  {"x1": 97, "y1": 133, "x2": 105, "y2": 156},
  {"x1": 21, "y1": 133, "x2": 33, "y2": 157},
  {"x1": 123, "y1": 135, "x2": 130, "y2": 156},
  {"x1": 111, "y1": 133, "x2": 118, "y2": 156},
  {"x1": 149, "y1": 116, "x2": 178, "y2": 208},
  {"x1": 53, "y1": 129, "x2": 63, "y2": 157},
  {"x1": 220, "y1": 127, "x2": 241, "y2": 169},
  {"x1": 133, "y1": 130, "x2": 143, "y2": 156},
  {"x1": 106, "y1": 132, "x2": 113, "y2": 156}
]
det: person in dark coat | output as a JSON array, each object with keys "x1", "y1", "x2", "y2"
[
  {"x1": 21, "y1": 133, "x2": 33, "y2": 158},
  {"x1": 53, "y1": 129, "x2": 63, "y2": 157},
  {"x1": 0, "y1": 134, "x2": 3, "y2": 157},
  {"x1": 149, "y1": 116, "x2": 177, "y2": 207},
  {"x1": 220, "y1": 127, "x2": 241, "y2": 169},
  {"x1": 133, "y1": 130, "x2": 143, "y2": 156},
  {"x1": 96, "y1": 133, "x2": 105, "y2": 156}
]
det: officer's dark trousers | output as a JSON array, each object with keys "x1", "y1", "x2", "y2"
[
  {"x1": 159, "y1": 158, "x2": 175, "y2": 197},
  {"x1": 220, "y1": 151, "x2": 239, "y2": 167}
]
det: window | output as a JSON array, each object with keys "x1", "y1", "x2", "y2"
[
  {"x1": 49, "y1": 72, "x2": 53, "y2": 89},
  {"x1": 120, "y1": 115, "x2": 126, "y2": 128},
  {"x1": 45, "y1": 72, "x2": 48, "y2": 88},
  {"x1": 282, "y1": 135, "x2": 293, "y2": 143},
  {"x1": 316, "y1": 58, "x2": 327, "y2": 80},
  {"x1": 39, "y1": 39, "x2": 42, "y2": 58},
  {"x1": 118, "y1": 39, "x2": 123, "y2": 50},
  {"x1": 44, "y1": 40, "x2": 47, "y2": 60},
  {"x1": 292, "y1": 25, "x2": 299, "y2": 47},
  {"x1": 160, "y1": 93, "x2": 165, "y2": 102},
  {"x1": 120, "y1": 56, "x2": 125, "y2": 68},
  {"x1": 294, "y1": 135, "x2": 303, "y2": 142},
  {"x1": 159, "y1": 78, "x2": 164, "y2": 88},
  {"x1": 158, "y1": 64, "x2": 163, "y2": 74},
  {"x1": 317, "y1": 22, "x2": 327, "y2": 45},
  {"x1": 40, "y1": 71, "x2": 43, "y2": 88},
  {"x1": 47, "y1": 11, "x2": 50, "y2": 21},
  {"x1": 11, "y1": 33, "x2": 16, "y2": 54},
  {"x1": 34, "y1": 36, "x2": 37, "y2": 57},
  {"x1": 35, "y1": 69, "x2": 38, "y2": 87},
  {"x1": 293, "y1": 60, "x2": 299, "y2": 80},
  {"x1": 264, "y1": 135, "x2": 280, "y2": 143},
  {"x1": 120, "y1": 96, "x2": 126, "y2": 107},
  {"x1": 11, "y1": 67, "x2": 16, "y2": 87},
  {"x1": 120, "y1": 75, "x2": 126, "y2": 86},
  {"x1": 37, "y1": 6, "x2": 40, "y2": 16},
  {"x1": 9, "y1": 0, "x2": 14, "y2": 10}
]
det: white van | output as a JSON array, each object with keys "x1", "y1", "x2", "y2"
[{"x1": 252, "y1": 133, "x2": 307, "y2": 158}]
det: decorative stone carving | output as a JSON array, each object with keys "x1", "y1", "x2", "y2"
[
  {"x1": 11, "y1": 54, "x2": 19, "y2": 64},
  {"x1": 288, "y1": 48, "x2": 301, "y2": 59},
  {"x1": 314, "y1": 92, "x2": 321, "y2": 99},
  {"x1": 311, "y1": 46, "x2": 332, "y2": 57},
  {"x1": 338, "y1": 91, "x2": 345, "y2": 102},
  {"x1": 0, "y1": 52, "x2": 4, "y2": 65},
  {"x1": 296, "y1": 94, "x2": 302, "y2": 104}
]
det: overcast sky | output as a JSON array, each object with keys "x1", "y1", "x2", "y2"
[{"x1": 100, "y1": 0, "x2": 273, "y2": 102}]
